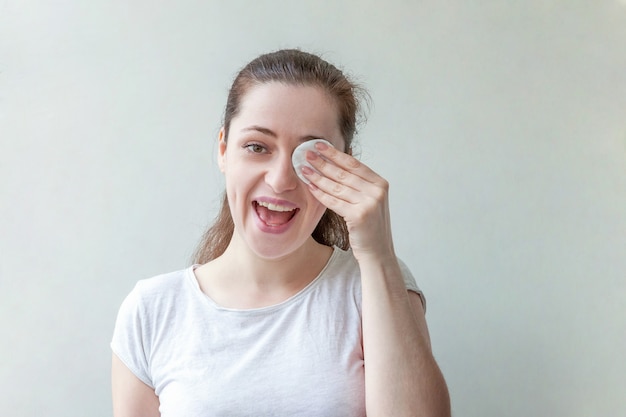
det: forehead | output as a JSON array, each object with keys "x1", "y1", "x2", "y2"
[{"x1": 232, "y1": 82, "x2": 343, "y2": 145}]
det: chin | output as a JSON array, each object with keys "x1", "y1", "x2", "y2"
[
  {"x1": 241, "y1": 229, "x2": 315, "y2": 261},
  {"x1": 249, "y1": 240, "x2": 304, "y2": 261}
]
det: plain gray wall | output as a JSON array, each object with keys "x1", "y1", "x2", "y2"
[{"x1": 1, "y1": 1, "x2": 625, "y2": 416}]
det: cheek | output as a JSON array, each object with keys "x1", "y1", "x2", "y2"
[
  {"x1": 224, "y1": 158, "x2": 253, "y2": 188},
  {"x1": 224, "y1": 169, "x2": 249, "y2": 207},
  {"x1": 308, "y1": 197, "x2": 327, "y2": 220}
]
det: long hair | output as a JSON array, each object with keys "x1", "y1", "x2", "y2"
[{"x1": 193, "y1": 49, "x2": 368, "y2": 264}]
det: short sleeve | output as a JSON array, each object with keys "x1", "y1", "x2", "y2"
[
  {"x1": 397, "y1": 258, "x2": 427, "y2": 312},
  {"x1": 110, "y1": 284, "x2": 154, "y2": 388}
]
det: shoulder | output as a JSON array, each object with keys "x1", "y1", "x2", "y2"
[
  {"x1": 395, "y1": 257, "x2": 426, "y2": 310},
  {"x1": 322, "y1": 247, "x2": 361, "y2": 286},
  {"x1": 309, "y1": 247, "x2": 361, "y2": 298},
  {"x1": 327, "y1": 246, "x2": 360, "y2": 272},
  {"x1": 133, "y1": 268, "x2": 190, "y2": 296},
  {"x1": 328, "y1": 247, "x2": 425, "y2": 305},
  {"x1": 117, "y1": 267, "x2": 195, "y2": 319},
  {"x1": 396, "y1": 258, "x2": 419, "y2": 288},
  {"x1": 111, "y1": 267, "x2": 193, "y2": 387},
  {"x1": 328, "y1": 247, "x2": 418, "y2": 287}
]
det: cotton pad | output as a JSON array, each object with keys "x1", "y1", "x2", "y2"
[{"x1": 291, "y1": 139, "x2": 334, "y2": 184}]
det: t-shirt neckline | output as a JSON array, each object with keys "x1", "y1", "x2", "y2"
[{"x1": 185, "y1": 246, "x2": 343, "y2": 314}]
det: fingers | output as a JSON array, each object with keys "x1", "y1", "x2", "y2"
[
  {"x1": 310, "y1": 141, "x2": 386, "y2": 187},
  {"x1": 301, "y1": 164, "x2": 359, "y2": 208},
  {"x1": 302, "y1": 169, "x2": 353, "y2": 214},
  {"x1": 301, "y1": 142, "x2": 395, "y2": 258},
  {"x1": 303, "y1": 151, "x2": 359, "y2": 195},
  {"x1": 301, "y1": 150, "x2": 389, "y2": 225}
]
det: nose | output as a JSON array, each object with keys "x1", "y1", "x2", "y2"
[{"x1": 265, "y1": 152, "x2": 299, "y2": 193}]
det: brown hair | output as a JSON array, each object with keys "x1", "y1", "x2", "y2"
[{"x1": 193, "y1": 49, "x2": 368, "y2": 264}]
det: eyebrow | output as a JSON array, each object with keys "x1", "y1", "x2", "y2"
[
  {"x1": 242, "y1": 125, "x2": 277, "y2": 138},
  {"x1": 241, "y1": 125, "x2": 323, "y2": 143}
]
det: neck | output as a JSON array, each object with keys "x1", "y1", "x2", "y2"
[
  {"x1": 220, "y1": 233, "x2": 332, "y2": 289},
  {"x1": 194, "y1": 233, "x2": 333, "y2": 309}
]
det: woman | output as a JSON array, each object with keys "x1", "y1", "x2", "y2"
[{"x1": 111, "y1": 49, "x2": 450, "y2": 417}]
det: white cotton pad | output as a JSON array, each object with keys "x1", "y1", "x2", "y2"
[{"x1": 291, "y1": 139, "x2": 334, "y2": 184}]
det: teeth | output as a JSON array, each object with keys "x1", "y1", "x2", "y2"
[{"x1": 256, "y1": 201, "x2": 295, "y2": 212}]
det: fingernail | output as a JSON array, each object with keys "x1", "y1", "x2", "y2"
[
  {"x1": 301, "y1": 166, "x2": 314, "y2": 175},
  {"x1": 306, "y1": 150, "x2": 319, "y2": 160},
  {"x1": 314, "y1": 142, "x2": 328, "y2": 151}
]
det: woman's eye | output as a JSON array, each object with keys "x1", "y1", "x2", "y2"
[{"x1": 244, "y1": 143, "x2": 267, "y2": 154}]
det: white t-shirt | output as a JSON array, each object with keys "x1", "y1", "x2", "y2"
[{"x1": 111, "y1": 247, "x2": 423, "y2": 417}]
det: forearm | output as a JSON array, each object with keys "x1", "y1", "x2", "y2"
[
  {"x1": 359, "y1": 255, "x2": 450, "y2": 417},
  {"x1": 300, "y1": 140, "x2": 450, "y2": 414}
]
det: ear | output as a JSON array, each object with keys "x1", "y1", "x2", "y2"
[{"x1": 218, "y1": 127, "x2": 227, "y2": 173}]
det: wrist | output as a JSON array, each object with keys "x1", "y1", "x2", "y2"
[{"x1": 353, "y1": 248, "x2": 398, "y2": 269}]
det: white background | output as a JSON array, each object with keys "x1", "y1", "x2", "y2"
[{"x1": 1, "y1": 1, "x2": 625, "y2": 416}]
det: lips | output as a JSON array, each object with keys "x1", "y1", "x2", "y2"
[{"x1": 253, "y1": 200, "x2": 299, "y2": 227}]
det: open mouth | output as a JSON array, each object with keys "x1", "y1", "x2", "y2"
[{"x1": 253, "y1": 201, "x2": 299, "y2": 227}]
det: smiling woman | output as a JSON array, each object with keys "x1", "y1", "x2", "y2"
[
  {"x1": 216, "y1": 82, "x2": 344, "y2": 259},
  {"x1": 194, "y1": 50, "x2": 361, "y2": 263},
  {"x1": 110, "y1": 49, "x2": 451, "y2": 417}
]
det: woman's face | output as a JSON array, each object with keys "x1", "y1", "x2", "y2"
[{"x1": 219, "y1": 82, "x2": 345, "y2": 260}]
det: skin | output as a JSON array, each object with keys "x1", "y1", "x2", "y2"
[
  {"x1": 302, "y1": 140, "x2": 451, "y2": 416},
  {"x1": 112, "y1": 82, "x2": 450, "y2": 416},
  {"x1": 198, "y1": 83, "x2": 347, "y2": 309}
]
